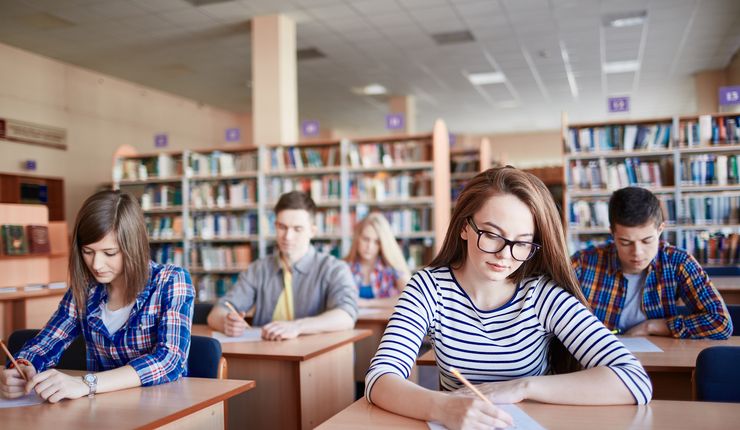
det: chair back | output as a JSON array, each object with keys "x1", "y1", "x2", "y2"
[
  {"x1": 7, "y1": 329, "x2": 87, "y2": 370},
  {"x1": 727, "y1": 304, "x2": 739, "y2": 336},
  {"x1": 193, "y1": 302, "x2": 214, "y2": 325},
  {"x1": 694, "y1": 346, "x2": 740, "y2": 402},
  {"x1": 187, "y1": 335, "x2": 226, "y2": 379}
]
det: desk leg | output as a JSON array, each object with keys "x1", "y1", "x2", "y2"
[
  {"x1": 354, "y1": 322, "x2": 384, "y2": 382},
  {"x1": 157, "y1": 401, "x2": 225, "y2": 430}
]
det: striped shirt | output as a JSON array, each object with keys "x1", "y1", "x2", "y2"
[
  {"x1": 15, "y1": 261, "x2": 194, "y2": 386},
  {"x1": 365, "y1": 267, "x2": 653, "y2": 405},
  {"x1": 571, "y1": 241, "x2": 732, "y2": 339}
]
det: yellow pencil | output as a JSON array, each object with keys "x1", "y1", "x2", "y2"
[
  {"x1": 0, "y1": 339, "x2": 28, "y2": 382},
  {"x1": 223, "y1": 301, "x2": 239, "y2": 315},
  {"x1": 449, "y1": 367, "x2": 494, "y2": 407}
]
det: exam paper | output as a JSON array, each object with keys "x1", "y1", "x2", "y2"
[
  {"x1": 618, "y1": 337, "x2": 663, "y2": 353},
  {"x1": 0, "y1": 392, "x2": 44, "y2": 408},
  {"x1": 211, "y1": 328, "x2": 263, "y2": 343},
  {"x1": 428, "y1": 403, "x2": 545, "y2": 429}
]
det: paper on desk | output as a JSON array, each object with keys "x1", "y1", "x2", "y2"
[
  {"x1": 0, "y1": 392, "x2": 44, "y2": 408},
  {"x1": 211, "y1": 328, "x2": 263, "y2": 343},
  {"x1": 618, "y1": 337, "x2": 663, "y2": 353},
  {"x1": 428, "y1": 403, "x2": 545, "y2": 430}
]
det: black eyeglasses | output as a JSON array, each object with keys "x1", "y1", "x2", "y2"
[{"x1": 466, "y1": 217, "x2": 541, "y2": 262}]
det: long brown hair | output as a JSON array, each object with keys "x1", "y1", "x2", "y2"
[
  {"x1": 69, "y1": 190, "x2": 150, "y2": 315},
  {"x1": 430, "y1": 166, "x2": 586, "y2": 373}
]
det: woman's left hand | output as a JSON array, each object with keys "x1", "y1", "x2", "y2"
[
  {"x1": 453, "y1": 378, "x2": 530, "y2": 404},
  {"x1": 26, "y1": 369, "x2": 89, "y2": 403}
]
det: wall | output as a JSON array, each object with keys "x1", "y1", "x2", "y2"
[
  {"x1": 0, "y1": 42, "x2": 251, "y2": 223},
  {"x1": 457, "y1": 130, "x2": 563, "y2": 169}
]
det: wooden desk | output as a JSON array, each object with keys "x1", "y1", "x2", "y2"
[
  {"x1": 317, "y1": 398, "x2": 740, "y2": 430},
  {"x1": 0, "y1": 288, "x2": 67, "y2": 356},
  {"x1": 193, "y1": 325, "x2": 371, "y2": 430},
  {"x1": 416, "y1": 336, "x2": 740, "y2": 400},
  {"x1": 712, "y1": 276, "x2": 740, "y2": 304},
  {"x1": 354, "y1": 307, "x2": 394, "y2": 381},
  {"x1": 1, "y1": 376, "x2": 255, "y2": 430}
]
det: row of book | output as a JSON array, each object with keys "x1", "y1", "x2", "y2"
[
  {"x1": 348, "y1": 173, "x2": 431, "y2": 201},
  {"x1": 269, "y1": 146, "x2": 338, "y2": 171},
  {"x1": 681, "y1": 231, "x2": 740, "y2": 266},
  {"x1": 192, "y1": 213, "x2": 258, "y2": 239},
  {"x1": 679, "y1": 115, "x2": 740, "y2": 146},
  {"x1": 191, "y1": 244, "x2": 252, "y2": 270},
  {"x1": 347, "y1": 141, "x2": 429, "y2": 168},
  {"x1": 450, "y1": 155, "x2": 479, "y2": 173},
  {"x1": 566, "y1": 123, "x2": 672, "y2": 153},
  {"x1": 1, "y1": 224, "x2": 50, "y2": 255},
  {"x1": 150, "y1": 243, "x2": 184, "y2": 266},
  {"x1": 569, "y1": 199, "x2": 677, "y2": 229},
  {"x1": 678, "y1": 195, "x2": 740, "y2": 225},
  {"x1": 266, "y1": 176, "x2": 341, "y2": 203},
  {"x1": 568, "y1": 158, "x2": 670, "y2": 190},
  {"x1": 0, "y1": 281, "x2": 67, "y2": 294},
  {"x1": 141, "y1": 185, "x2": 183, "y2": 210},
  {"x1": 115, "y1": 154, "x2": 181, "y2": 181},
  {"x1": 193, "y1": 274, "x2": 239, "y2": 302},
  {"x1": 188, "y1": 151, "x2": 257, "y2": 177},
  {"x1": 679, "y1": 154, "x2": 740, "y2": 186},
  {"x1": 145, "y1": 216, "x2": 183, "y2": 239},
  {"x1": 190, "y1": 180, "x2": 256, "y2": 209}
]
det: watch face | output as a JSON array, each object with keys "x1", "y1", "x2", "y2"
[{"x1": 84, "y1": 374, "x2": 96, "y2": 383}]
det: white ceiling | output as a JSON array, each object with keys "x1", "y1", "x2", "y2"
[{"x1": 0, "y1": 0, "x2": 738, "y2": 135}]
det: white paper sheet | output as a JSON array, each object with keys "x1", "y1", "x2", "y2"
[
  {"x1": 428, "y1": 403, "x2": 545, "y2": 429},
  {"x1": 618, "y1": 337, "x2": 663, "y2": 353},
  {"x1": 211, "y1": 328, "x2": 263, "y2": 343},
  {"x1": 0, "y1": 392, "x2": 44, "y2": 408}
]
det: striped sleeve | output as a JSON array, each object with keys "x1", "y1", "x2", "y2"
[
  {"x1": 364, "y1": 269, "x2": 437, "y2": 404},
  {"x1": 534, "y1": 281, "x2": 653, "y2": 405}
]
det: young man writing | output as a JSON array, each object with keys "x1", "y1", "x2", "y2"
[
  {"x1": 207, "y1": 191, "x2": 358, "y2": 340},
  {"x1": 571, "y1": 187, "x2": 732, "y2": 339}
]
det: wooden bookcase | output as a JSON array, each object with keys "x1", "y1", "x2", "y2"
[
  {"x1": 0, "y1": 173, "x2": 64, "y2": 221},
  {"x1": 450, "y1": 137, "x2": 491, "y2": 207},
  {"x1": 563, "y1": 112, "x2": 740, "y2": 271}
]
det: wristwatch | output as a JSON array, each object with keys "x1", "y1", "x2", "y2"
[{"x1": 82, "y1": 373, "x2": 98, "y2": 397}]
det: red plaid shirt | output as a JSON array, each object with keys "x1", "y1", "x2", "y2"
[{"x1": 571, "y1": 241, "x2": 732, "y2": 339}]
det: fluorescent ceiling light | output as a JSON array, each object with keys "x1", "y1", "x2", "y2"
[
  {"x1": 352, "y1": 84, "x2": 387, "y2": 95},
  {"x1": 560, "y1": 42, "x2": 579, "y2": 99},
  {"x1": 467, "y1": 71, "x2": 506, "y2": 86},
  {"x1": 602, "y1": 60, "x2": 640, "y2": 74},
  {"x1": 604, "y1": 11, "x2": 647, "y2": 28}
]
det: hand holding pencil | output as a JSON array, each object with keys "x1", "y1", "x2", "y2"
[
  {"x1": 223, "y1": 301, "x2": 250, "y2": 337},
  {"x1": 0, "y1": 339, "x2": 37, "y2": 399},
  {"x1": 447, "y1": 367, "x2": 515, "y2": 429}
]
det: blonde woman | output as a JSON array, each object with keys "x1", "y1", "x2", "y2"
[
  {"x1": 1, "y1": 190, "x2": 193, "y2": 403},
  {"x1": 346, "y1": 212, "x2": 411, "y2": 308}
]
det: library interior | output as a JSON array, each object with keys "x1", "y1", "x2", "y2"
[{"x1": 1, "y1": 0, "x2": 740, "y2": 429}]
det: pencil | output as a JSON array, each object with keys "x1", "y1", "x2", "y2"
[
  {"x1": 223, "y1": 301, "x2": 239, "y2": 315},
  {"x1": 449, "y1": 367, "x2": 493, "y2": 407},
  {"x1": 0, "y1": 339, "x2": 28, "y2": 382}
]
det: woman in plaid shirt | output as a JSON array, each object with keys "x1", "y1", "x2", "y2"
[
  {"x1": 345, "y1": 212, "x2": 411, "y2": 308},
  {"x1": 1, "y1": 190, "x2": 194, "y2": 403}
]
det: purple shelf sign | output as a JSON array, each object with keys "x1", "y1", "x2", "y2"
[
  {"x1": 154, "y1": 134, "x2": 168, "y2": 148},
  {"x1": 608, "y1": 96, "x2": 630, "y2": 113},
  {"x1": 24, "y1": 160, "x2": 37, "y2": 171},
  {"x1": 301, "y1": 120, "x2": 320, "y2": 137},
  {"x1": 225, "y1": 128, "x2": 240, "y2": 142},
  {"x1": 386, "y1": 113, "x2": 405, "y2": 130},
  {"x1": 719, "y1": 86, "x2": 740, "y2": 106}
]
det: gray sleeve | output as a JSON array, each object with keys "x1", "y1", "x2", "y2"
[
  {"x1": 217, "y1": 263, "x2": 259, "y2": 312},
  {"x1": 324, "y1": 258, "x2": 359, "y2": 321}
]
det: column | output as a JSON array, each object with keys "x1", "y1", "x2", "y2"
[{"x1": 388, "y1": 95, "x2": 416, "y2": 133}]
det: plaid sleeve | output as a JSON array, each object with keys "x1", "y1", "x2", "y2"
[
  {"x1": 128, "y1": 267, "x2": 194, "y2": 386},
  {"x1": 15, "y1": 289, "x2": 81, "y2": 372},
  {"x1": 668, "y1": 254, "x2": 732, "y2": 339}
]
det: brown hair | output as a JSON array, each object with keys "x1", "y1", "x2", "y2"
[
  {"x1": 69, "y1": 190, "x2": 150, "y2": 315},
  {"x1": 345, "y1": 212, "x2": 410, "y2": 276},
  {"x1": 274, "y1": 191, "x2": 317, "y2": 216},
  {"x1": 430, "y1": 166, "x2": 586, "y2": 373}
]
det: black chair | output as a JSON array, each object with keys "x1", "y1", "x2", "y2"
[
  {"x1": 694, "y1": 346, "x2": 740, "y2": 402},
  {"x1": 193, "y1": 302, "x2": 214, "y2": 325},
  {"x1": 187, "y1": 335, "x2": 226, "y2": 379},
  {"x1": 727, "y1": 304, "x2": 740, "y2": 336},
  {"x1": 7, "y1": 329, "x2": 87, "y2": 371}
]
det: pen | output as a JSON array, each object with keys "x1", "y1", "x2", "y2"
[{"x1": 0, "y1": 339, "x2": 28, "y2": 382}]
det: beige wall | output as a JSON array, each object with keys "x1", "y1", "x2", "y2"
[
  {"x1": 459, "y1": 130, "x2": 563, "y2": 169},
  {"x1": 0, "y1": 42, "x2": 251, "y2": 223}
]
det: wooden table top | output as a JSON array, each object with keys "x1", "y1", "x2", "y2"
[
  {"x1": 192, "y1": 325, "x2": 372, "y2": 361},
  {"x1": 417, "y1": 336, "x2": 740, "y2": 370},
  {"x1": 711, "y1": 276, "x2": 740, "y2": 291},
  {"x1": 0, "y1": 288, "x2": 67, "y2": 301},
  {"x1": 356, "y1": 307, "x2": 394, "y2": 323},
  {"x1": 317, "y1": 398, "x2": 740, "y2": 430},
  {"x1": 1, "y1": 376, "x2": 255, "y2": 430}
]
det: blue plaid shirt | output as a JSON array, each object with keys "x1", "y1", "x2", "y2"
[{"x1": 15, "y1": 261, "x2": 194, "y2": 386}]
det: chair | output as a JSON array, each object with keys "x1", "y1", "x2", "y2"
[
  {"x1": 7, "y1": 329, "x2": 87, "y2": 371},
  {"x1": 193, "y1": 302, "x2": 214, "y2": 325},
  {"x1": 694, "y1": 346, "x2": 740, "y2": 402},
  {"x1": 727, "y1": 304, "x2": 739, "y2": 336},
  {"x1": 187, "y1": 335, "x2": 227, "y2": 379}
]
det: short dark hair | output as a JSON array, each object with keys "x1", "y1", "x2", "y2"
[
  {"x1": 274, "y1": 191, "x2": 316, "y2": 216},
  {"x1": 608, "y1": 186, "x2": 663, "y2": 229}
]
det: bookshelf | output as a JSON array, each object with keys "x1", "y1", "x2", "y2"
[
  {"x1": 111, "y1": 119, "x2": 452, "y2": 300},
  {"x1": 0, "y1": 173, "x2": 65, "y2": 221},
  {"x1": 563, "y1": 112, "x2": 740, "y2": 270},
  {"x1": 450, "y1": 137, "x2": 491, "y2": 206}
]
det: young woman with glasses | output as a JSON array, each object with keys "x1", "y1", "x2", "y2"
[{"x1": 364, "y1": 167, "x2": 652, "y2": 429}]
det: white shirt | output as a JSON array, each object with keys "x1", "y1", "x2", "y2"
[{"x1": 100, "y1": 301, "x2": 135, "y2": 334}]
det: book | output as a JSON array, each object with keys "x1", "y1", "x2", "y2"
[
  {"x1": 26, "y1": 225, "x2": 50, "y2": 254},
  {"x1": 1, "y1": 224, "x2": 28, "y2": 255}
]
